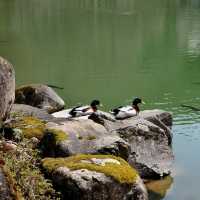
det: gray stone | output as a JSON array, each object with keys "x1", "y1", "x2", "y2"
[
  {"x1": 11, "y1": 104, "x2": 54, "y2": 121},
  {"x1": 0, "y1": 57, "x2": 15, "y2": 121},
  {"x1": 89, "y1": 110, "x2": 174, "y2": 178},
  {"x1": 15, "y1": 84, "x2": 65, "y2": 113},
  {"x1": 43, "y1": 119, "x2": 130, "y2": 160}
]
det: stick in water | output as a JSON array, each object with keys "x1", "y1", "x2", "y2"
[
  {"x1": 181, "y1": 104, "x2": 200, "y2": 111},
  {"x1": 46, "y1": 84, "x2": 64, "y2": 90}
]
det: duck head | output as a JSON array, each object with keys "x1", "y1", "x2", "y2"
[
  {"x1": 132, "y1": 97, "x2": 144, "y2": 113},
  {"x1": 90, "y1": 100, "x2": 101, "y2": 111}
]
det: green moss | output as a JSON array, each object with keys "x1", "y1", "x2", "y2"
[
  {"x1": 1, "y1": 139, "x2": 60, "y2": 199},
  {"x1": 11, "y1": 116, "x2": 46, "y2": 139},
  {"x1": 86, "y1": 135, "x2": 96, "y2": 140},
  {"x1": 42, "y1": 154, "x2": 138, "y2": 184},
  {"x1": 47, "y1": 129, "x2": 68, "y2": 143}
]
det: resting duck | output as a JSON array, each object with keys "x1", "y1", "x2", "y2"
[
  {"x1": 69, "y1": 100, "x2": 101, "y2": 117},
  {"x1": 111, "y1": 97, "x2": 144, "y2": 119}
]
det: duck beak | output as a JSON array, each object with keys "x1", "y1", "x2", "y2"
[{"x1": 142, "y1": 101, "x2": 146, "y2": 104}]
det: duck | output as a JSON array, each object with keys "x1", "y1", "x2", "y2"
[
  {"x1": 69, "y1": 99, "x2": 101, "y2": 117},
  {"x1": 111, "y1": 97, "x2": 145, "y2": 119}
]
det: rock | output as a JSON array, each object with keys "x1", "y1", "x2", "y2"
[
  {"x1": 41, "y1": 118, "x2": 130, "y2": 159},
  {"x1": 140, "y1": 110, "x2": 172, "y2": 145},
  {"x1": 44, "y1": 109, "x2": 174, "y2": 179},
  {"x1": 0, "y1": 57, "x2": 15, "y2": 120},
  {"x1": 15, "y1": 84, "x2": 65, "y2": 113},
  {"x1": 42, "y1": 154, "x2": 148, "y2": 200},
  {"x1": 89, "y1": 110, "x2": 174, "y2": 179},
  {"x1": 8, "y1": 115, "x2": 46, "y2": 140},
  {"x1": 11, "y1": 104, "x2": 54, "y2": 121}
]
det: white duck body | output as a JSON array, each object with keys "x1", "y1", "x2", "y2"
[
  {"x1": 113, "y1": 106, "x2": 137, "y2": 119},
  {"x1": 52, "y1": 106, "x2": 94, "y2": 118},
  {"x1": 52, "y1": 108, "x2": 72, "y2": 118},
  {"x1": 70, "y1": 105, "x2": 94, "y2": 117}
]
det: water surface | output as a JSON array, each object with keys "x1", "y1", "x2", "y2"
[{"x1": 1, "y1": 0, "x2": 200, "y2": 199}]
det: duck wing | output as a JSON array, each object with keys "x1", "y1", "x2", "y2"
[
  {"x1": 115, "y1": 106, "x2": 137, "y2": 119},
  {"x1": 69, "y1": 105, "x2": 92, "y2": 117},
  {"x1": 119, "y1": 106, "x2": 133, "y2": 112},
  {"x1": 111, "y1": 106, "x2": 123, "y2": 115}
]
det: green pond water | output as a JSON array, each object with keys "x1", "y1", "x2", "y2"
[{"x1": 1, "y1": 0, "x2": 200, "y2": 199}]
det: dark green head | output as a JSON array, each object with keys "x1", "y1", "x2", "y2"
[
  {"x1": 132, "y1": 97, "x2": 143, "y2": 106},
  {"x1": 90, "y1": 100, "x2": 100, "y2": 107}
]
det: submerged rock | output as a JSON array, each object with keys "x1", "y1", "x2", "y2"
[
  {"x1": 0, "y1": 57, "x2": 15, "y2": 120},
  {"x1": 42, "y1": 119, "x2": 130, "y2": 159},
  {"x1": 42, "y1": 154, "x2": 148, "y2": 200},
  {"x1": 15, "y1": 84, "x2": 65, "y2": 113}
]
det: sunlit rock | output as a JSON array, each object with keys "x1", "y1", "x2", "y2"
[{"x1": 42, "y1": 154, "x2": 148, "y2": 200}]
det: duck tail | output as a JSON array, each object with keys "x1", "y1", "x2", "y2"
[
  {"x1": 69, "y1": 106, "x2": 81, "y2": 117},
  {"x1": 110, "y1": 108, "x2": 119, "y2": 115}
]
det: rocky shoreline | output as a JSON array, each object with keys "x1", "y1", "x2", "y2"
[{"x1": 0, "y1": 57, "x2": 174, "y2": 200}]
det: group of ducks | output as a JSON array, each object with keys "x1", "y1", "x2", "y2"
[{"x1": 67, "y1": 97, "x2": 145, "y2": 120}]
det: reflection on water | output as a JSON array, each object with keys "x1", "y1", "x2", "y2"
[
  {"x1": 1, "y1": 0, "x2": 200, "y2": 199},
  {"x1": 146, "y1": 176, "x2": 173, "y2": 200}
]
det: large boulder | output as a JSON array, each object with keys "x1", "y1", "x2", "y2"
[
  {"x1": 0, "y1": 57, "x2": 15, "y2": 120},
  {"x1": 15, "y1": 84, "x2": 65, "y2": 113},
  {"x1": 89, "y1": 110, "x2": 174, "y2": 178},
  {"x1": 41, "y1": 118, "x2": 130, "y2": 160},
  {"x1": 42, "y1": 154, "x2": 148, "y2": 200},
  {"x1": 44, "y1": 109, "x2": 174, "y2": 179}
]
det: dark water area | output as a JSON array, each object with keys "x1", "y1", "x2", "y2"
[{"x1": 1, "y1": 0, "x2": 200, "y2": 199}]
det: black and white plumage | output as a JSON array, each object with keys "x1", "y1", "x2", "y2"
[
  {"x1": 111, "y1": 97, "x2": 144, "y2": 119},
  {"x1": 69, "y1": 100, "x2": 101, "y2": 117}
]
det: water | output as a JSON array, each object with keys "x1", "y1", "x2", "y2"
[{"x1": 1, "y1": 0, "x2": 200, "y2": 199}]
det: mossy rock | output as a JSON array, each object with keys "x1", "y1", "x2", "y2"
[
  {"x1": 40, "y1": 129, "x2": 68, "y2": 157},
  {"x1": 42, "y1": 154, "x2": 138, "y2": 184},
  {"x1": 47, "y1": 129, "x2": 68, "y2": 143},
  {"x1": 10, "y1": 116, "x2": 46, "y2": 139}
]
